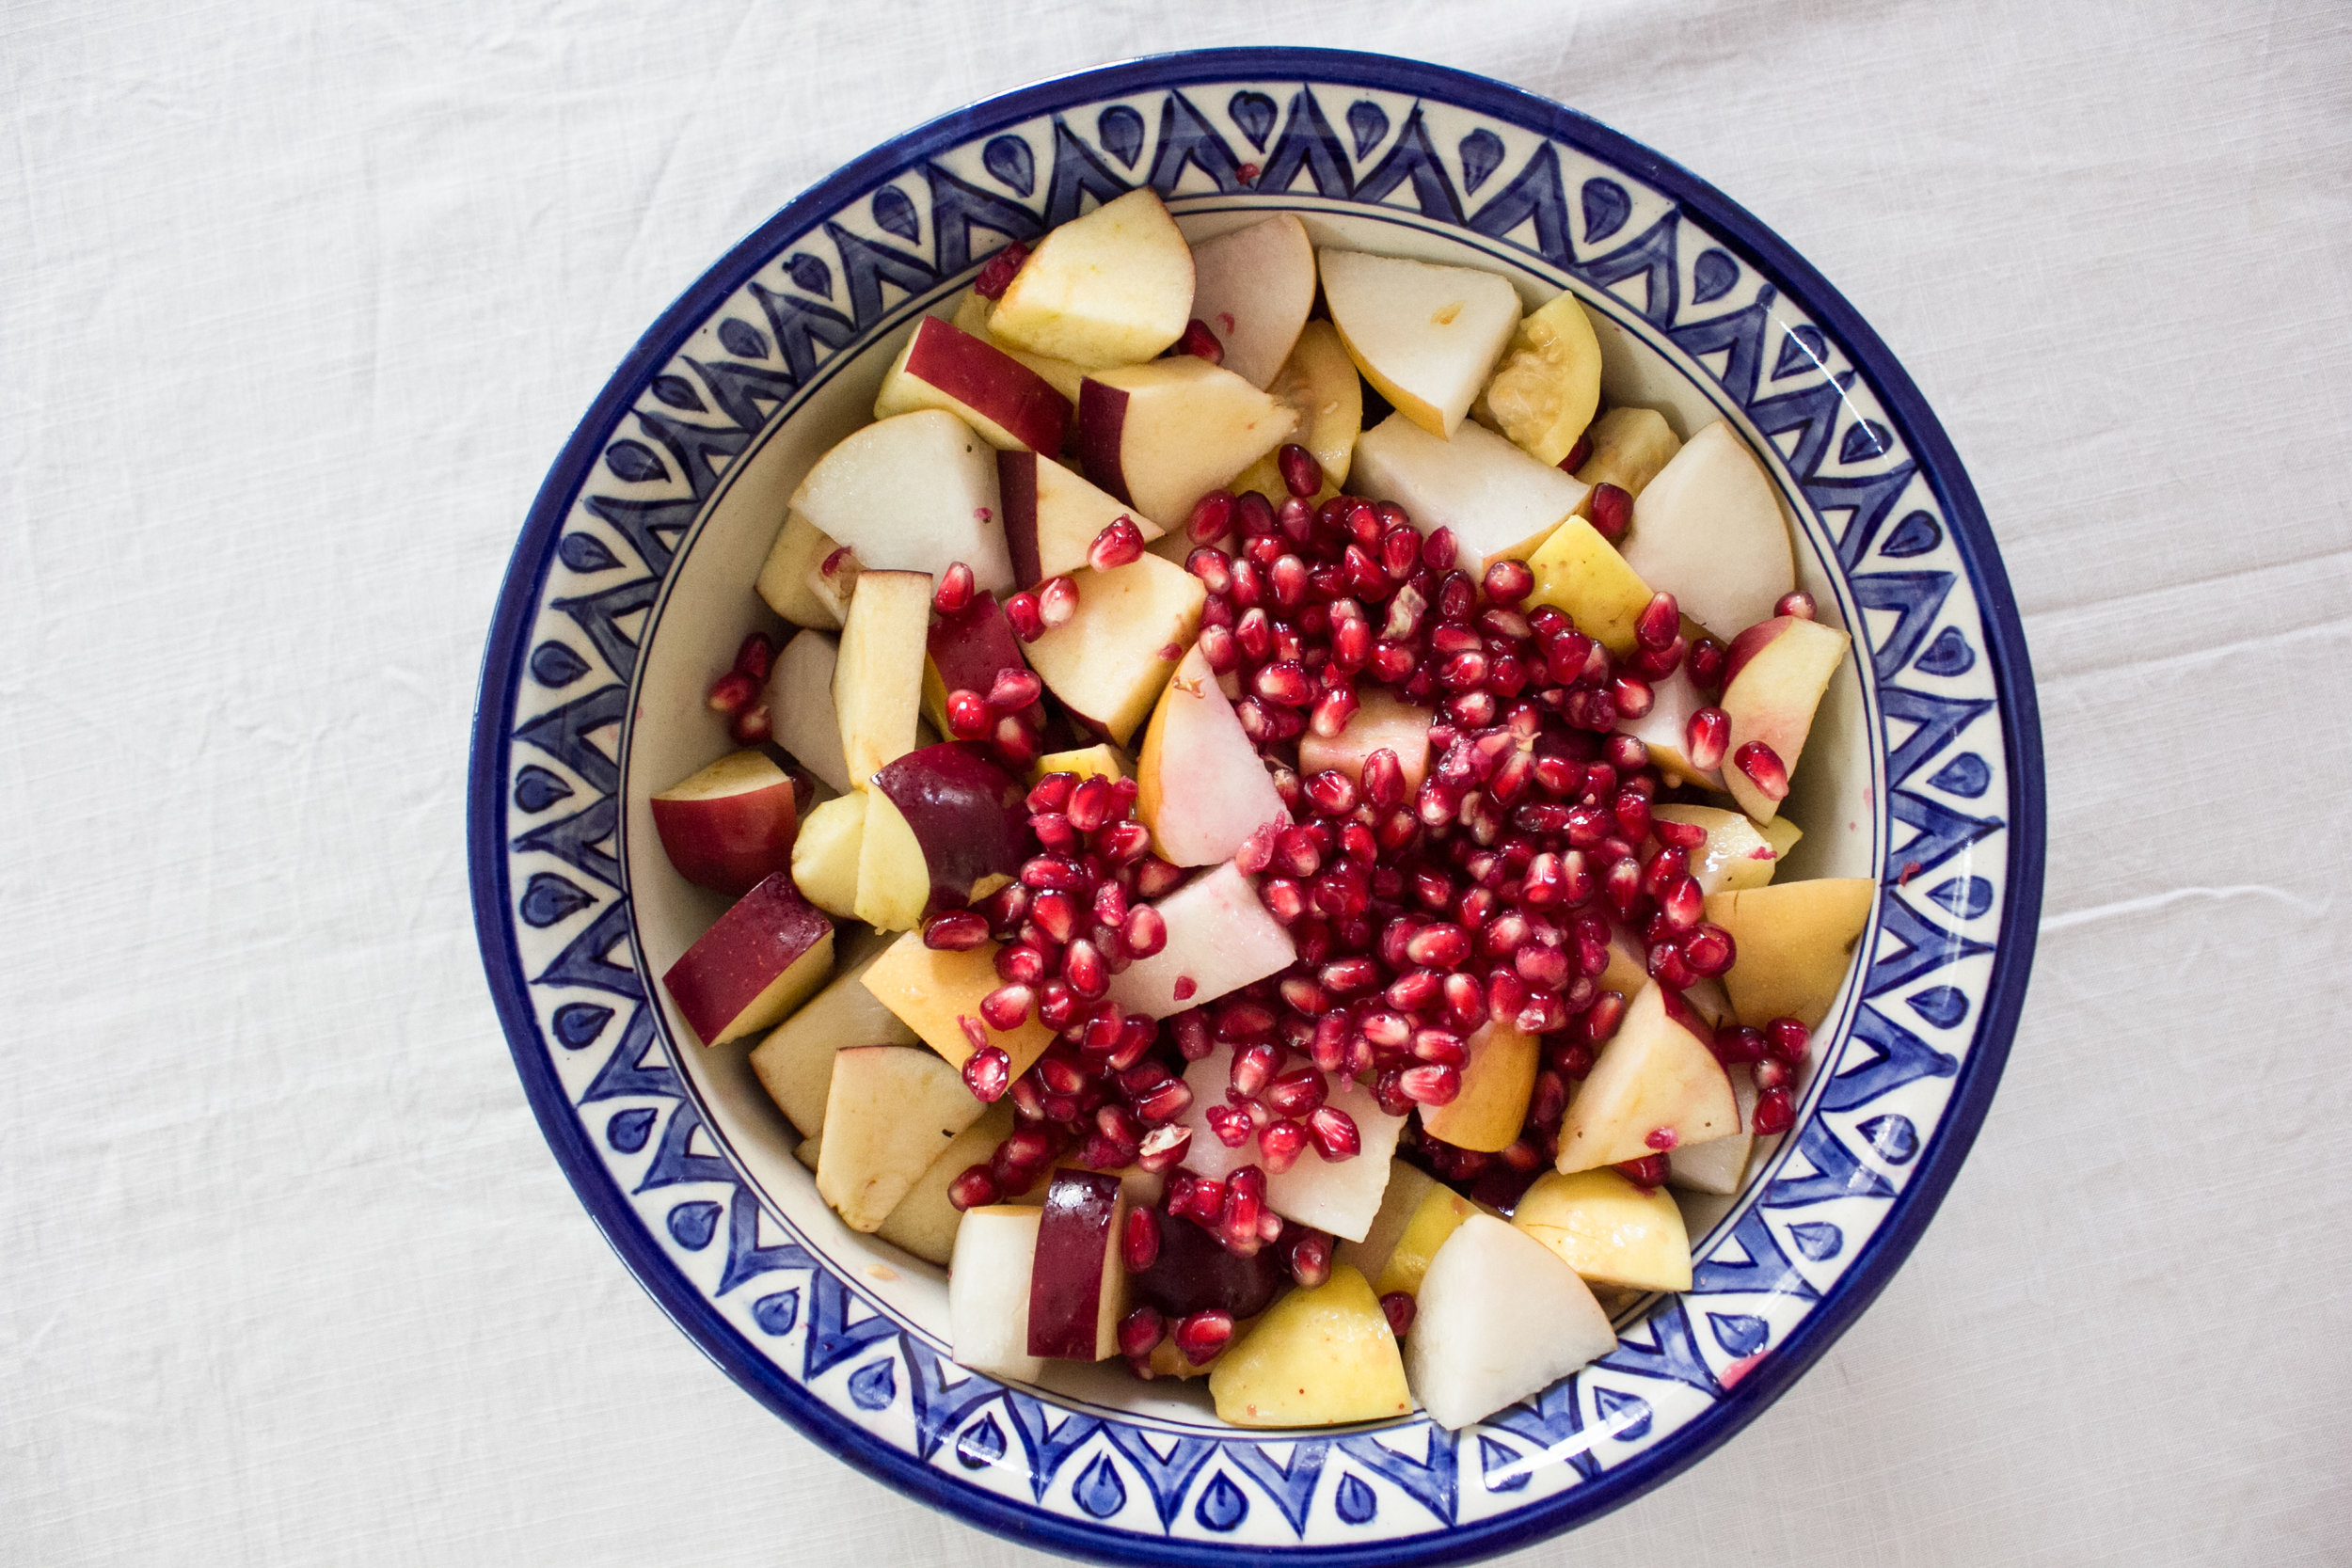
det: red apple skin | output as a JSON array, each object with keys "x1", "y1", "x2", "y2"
[
  {"x1": 1659, "y1": 985, "x2": 1718, "y2": 1052},
  {"x1": 905, "y1": 317, "x2": 1071, "y2": 453},
  {"x1": 929, "y1": 591, "x2": 1029, "y2": 699},
  {"x1": 1074, "y1": 380, "x2": 1133, "y2": 505},
  {"x1": 1720, "y1": 616, "x2": 1796, "y2": 692},
  {"x1": 1027, "y1": 1168, "x2": 1122, "y2": 1359},
  {"x1": 650, "y1": 776, "x2": 800, "y2": 896},
  {"x1": 660, "y1": 873, "x2": 833, "y2": 1046},
  {"x1": 997, "y1": 451, "x2": 1045, "y2": 587},
  {"x1": 869, "y1": 743, "x2": 1030, "y2": 912}
]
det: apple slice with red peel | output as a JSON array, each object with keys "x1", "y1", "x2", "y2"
[
  {"x1": 1405, "y1": 1213, "x2": 1616, "y2": 1431},
  {"x1": 861, "y1": 929, "x2": 1057, "y2": 1083},
  {"x1": 788, "y1": 409, "x2": 1012, "y2": 593},
  {"x1": 1717, "y1": 614, "x2": 1851, "y2": 822},
  {"x1": 1704, "y1": 877, "x2": 1878, "y2": 1029},
  {"x1": 1025, "y1": 1169, "x2": 1130, "y2": 1360},
  {"x1": 749, "y1": 928, "x2": 916, "y2": 1136},
  {"x1": 872, "y1": 315, "x2": 1071, "y2": 453},
  {"x1": 660, "y1": 873, "x2": 835, "y2": 1048},
  {"x1": 816, "y1": 1044, "x2": 989, "y2": 1231},
  {"x1": 952, "y1": 288, "x2": 1087, "y2": 401},
  {"x1": 950, "y1": 1205, "x2": 1048, "y2": 1381},
  {"x1": 1320, "y1": 248, "x2": 1521, "y2": 438},
  {"x1": 1075, "y1": 357, "x2": 1296, "y2": 530},
  {"x1": 1104, "y1": 863, "x2": 1296, "y2": 1021},
  {"x1": 651, "y1": 750, "x2": 801, "y2": 895},
  {"x1": 755, "y1": 511, "x2": 844, "y2": 629},
  {"x1": 833, "y1": 569, "x2": 933, "y2": 787},
  {"x1": 788, "y1": 790, "x2": 865, "y2": 919},
  {"x1": 767, "y1": 629, "x2": 854, "y2": 795},
  {"x1": 1571, "y1": 406, "x2": 1682, "y2": 508},
  {"x1": 923, "y1": 591, "x2": 1029, "y2": 739},
  {"x1": 1136, "y1": 643, "x2": 1288, "y2": 866},
  {"x1": 860, "y1": 742, "x2": 1029, "y2": 925},
  {"x1": 1296, "y1": 688, "x2": 1435, "y2": 794},
  {"x1": 1555, "y1": 983, "x2": 1739, "y2": 1173},
  {"x1": 1022, "y1": 553, "x2": 1205, "y2": 747},
  {"x1": 1619, "y1": 421, "x2": 1796, "y2": 640},
  {"x1": 1418, "y1": 1022, "x2": 1539, "y2": 1153},
  {"x1": 1128, "y1": 1196, "x2": 1287, "y2": 1320},
  {"x1": 1168, "y1": 1042, "x2": 1408, "y2": 1240},
  {"x1": 1186, "y1": 214, "x2": 1315, "y2": 389},
  {"x1": 1352, "y1": 412, "x2": 1590, "y2": 573},
  {"x1": 989, "y1": 187, "x2": 1195, "y2": 371},
  {"x1": 997, "y1": 449, "x2": 1164, "y2": 587},
  {"x1": 1617, "y1": 664, "x2": 1725, "y2": 792}
]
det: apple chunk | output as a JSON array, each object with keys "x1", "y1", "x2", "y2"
[
  {"x1": 651, "y1": 750, "x2": 800, "y2": 895},
  {"x1": 1022, "y1": 553, "x2": 1205, "y2": 747},
  {"x1": 950, "y1": 1205, "x2": 1048, "y2": 1382},
  {"x1": 1104, "y1": 863, "x2": 1296, "y2": 1021},
  {"x1": 766, "y1": 629, "x2": 854, "y2": 795},
  {"x1": 1512, "y1": 1168, "x2": 1693, "y2": 1292},
  {"x1": 1320, "y1": 248, "x2": 1520, "y2": 438},
  {"x1": 1075, "y1": 357, "x2": 1295, "y2": 531},
  {"x1": 833, "y1": 568, "x2": 932, "y2": 787},
  {"x1": 857, "y1": 743, "x2": 1029, "y2": 927},
  {"x1": 1136, "y1": 643, "x2": 1288, "y2": 866},
  {"x1": 1572, "y1": 406, "x2": 1682, "y2": 506},
  {"x1": 1296, "y1": 687, "x2": 1435, "y2": 795},
  {"x1": 1525, "y1": 516, "x2": 1654, "y2": 657},
  {"x1": 861, "y1": 930, "x2": 1057, "y2": 1083},
  {"x1": 877, "y1": 1100, "x2": 1016, "y2": 1266},
  {"x1": 990, "y1": 187, "x2": 1195, "y2": 370},
  {"x1": 923, "y1": 590, "x2": 1030, "y2": 738},
  {"x1": 1619, "y1": 420, "x2": 1796, "y2": 641},
  {"x1": 816, "y1": 1044, "x2": 989, "y2": 1231},
  {"x1": 1169, "y1": 1042, "x2": 1407, "y2": 1240},
  {"x1": 1026, "y1": 1169, "x2": 1130, "y2": 1361},
  {"x1": 1185, "y1": 214, "x2": 1314, "y2": 389},
  {"x1": 1556, "y1": 984, "x2": 1739, "y2": 1173},
  {"x1": 872, "y1": 315, "x2": 1071, "y2": 453},
  {"x1": 1417, "y1": 1022, "x2": 1538, "y2": 1154},
  {"x1": 660, "y1": 873, "x2": 835, "y2": 1048},
  {"x1": 1372, "y1": 1184, "x2": 1484, "y2": 1299},
  {"x1": 1476, "y1": 289, "x2": 1603, "y2": 466},
  {"x1": 1617, "y1": 663, "x2": 1725, "y2": 792},
  {"x1": 1405, "y1": 1214, "x2": 1617, "y2": 1430},
  {"x1": 1351, "y1": 412, "x2": 1589, "y2": 574},
  {"x1": 1718, "y1": 614, "x2": 1851, "y2": 823},
  {"x1": 787, "y1": 409, "x2": 1012, "y2": 593},
  {"x1": 997, "y1": 449, "x2": 1162, "y2": 587},
  {"x1": 1704, "y1": 877, "x2": 1877, "y2": 1029},
  {"x1": 1334, "y1": 1159, "x2": 1441, "y2": 1288},
  {"x1": 755, "y1": 510, "x2": 844, "y2": 630},
  {"x1": 1211, "y1": 1264, "x2": 1411, "y2": 1427},
  {"x1": 1668, "y1": 1071, "x2": 1762, "y2": 1196},
  {"x1": 1653, "y1": 803, "x2": 1784, "y2": 895},
  {"x1": 748, "y1": 930, "x2": 918, "y2": 1135},
  {"x1": 788, "y1": 789, "x2": 865, "y2": 919}
]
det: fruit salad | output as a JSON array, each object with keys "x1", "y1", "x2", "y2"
[{"x1": 647, "y1": 188, "x2": 1877, "y2": 1432}]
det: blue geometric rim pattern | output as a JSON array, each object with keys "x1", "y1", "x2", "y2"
[{"x1": 468, "y1": 49, "x2": 2044, "y2": 1567}]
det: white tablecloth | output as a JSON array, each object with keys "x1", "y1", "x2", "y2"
[{"x1": 8, "y1": 3, "x2": 2349, "y2": 1562}]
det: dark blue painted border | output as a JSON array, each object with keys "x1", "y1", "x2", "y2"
[{"x1": 468, "y1": 46, "x2": 2043, "y2": 1567}]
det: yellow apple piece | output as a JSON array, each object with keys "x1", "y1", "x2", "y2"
[
  {"x1": 748, "y1": 928, "x2": 916, "y2": 1135},
  {"x1": 1021, "y1": 552, "x2": 1205, "y2": 746},
  {"x1": 815, "y1": 1044, "x2": 989, "y2": 1231},
  {"x1": 1477, "y1": 290, "x2": 1603, "y2": 465},
  {"x1": 833, "y1": 568, "x2": 933, "y2": 787},
  {"x1": 1718, "y1": 614, "x2": 1851, "y2": 822},
  {"x1": 1373, "y1": 1184, "x2": 1483, "y2": 1298},
  {"x1": 861, "y1": 929, "x2": 1056, "y2": 1082},
  {"x1": 1653, "y1": 802, "x2": 1784, "y2": 895},
  {"x1": 658, "y1": 873, "x2": 834, "y2": 1048},
  {"x1": 1524, "y1": 516, "x2": 1654, "y2": 657},
  {"x1": 789, "y1": 789, "x2": 866, "y2": 919},
  {"x1": 1594, "y1": 922, "x2": 1651, "y2": 1010},
  {"x1": 1029, "y1": 742, "x2": 1126, "y2": 784},
  {"x1": 793, "y1": 1132, "x2": 820, "y2": 1172},
  {"x1": 1513, "y1": 1168, "x2": 1693, "y2": 1292},
  {"x1": 989, "y1": 187, "x2": 1195, "y2": 369},
  {"x1": 851, "y1": 787, "x2": 930, "y2": 932},
  {"x1": 1572, "y1": 406, "x2": 1683, "y2": 514},
  {"x1": 755, "y1": 510, "x2": 845, "y2": 629},
  {"x1": 1417, "y1": 1022, "x2": 1538, "y2": 1154},
  {"x1": 1557, "y1": 983, "x2": 1739, "y2": 1173},
  {"x1": 1351, "y1": 411, "x2": 1590, "y2": 573},
  {"x1": 1705, "y1": 877, "x2": 1877, "y2": 1028},
  {"x1": 1334, "y1": 1159, "x2": 1440, "y2": 1287},
  {"x1": 1074, "y1": 357, "x2": 1296, "y2": 531},
  {"x1": 1405, "y1": 1213, "x2": 1617, "y2": 1430},
  {"x1": 1319, "y1": 247, "x2": 1519, "y2": 437},
  {"x1": 1209, "y1": 1263, "x2": 1412, "y2": 1428},
  {"x1": 878, "y1": 1101, "x2": 1016, "y2": 1266}
]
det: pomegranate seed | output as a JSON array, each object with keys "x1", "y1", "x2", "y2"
[
  {"x1": 706, "y1": 670, "x2": 758, "y2": 715},
  {"x1": 1481, "y1": 558, "x2": 1535, "y2": 606},
  {"x1": 1686, "y1": 636, "x2": 1727, "y2": 690},
  {"x1": 923, "y1": 910, "x2": 990, "y2": 952},
  {"x1": 1260, "y1": 1117, "x2": 1308, "y2": 1172},
  {"x1": 1755, "y1": 1056, "x2": 1791, "y2": 1091},
  {"x1": 1612, "y1": 673, "x2": 1654, "y2": 719},
  {"x1": 1406, "y1": 923, "x2": 1471, "y2": 970},
  {"x1": 1277, "y1": 443, "x2": 1322, "y2": 498},
  {"x1": 1645, "y1": 1125, "x2": 1680, "y2": 1152},
  {"x1": 1063, "y1": 939, "x2": 1108, "y2": 999},
  {"x1": 1064, "y1": 774, "x2": 1112, "y2": 832},
  {"x1": 1306, "y1": 1104, "x2": 1360, "y2": 1161},
  {"x1": 1037, "y1": 576, "x2": 1079, "y2": 628},
  {"x1": 727, "y1": 703, "x2": 771, "y2": 745},
  {"x1": 1683, "y1": 923, "x2": 1736, "y2": 976},
  {"x1": 1530, "y1": 1069, "x2": 1567, "y2": 1127},
  {"x1": 1516, "y1": 943, "x2": 1569, "y2": 990},
  {"x1": 1031, "y1": 889, "x2": 1078, "y2": 943},
  {"x1": 1735, "y1": 740, "x2": 1791, "y2": 800},
  {"x1": 1118, "y1": 1304, "x2": 1166, "y2": 1360},
  {"x1": 944, "y1": 688, "x2": 992, "y2": 740},
  {"x1": 1287, "y1": 1228, "x2": 1333, "y2": 1289},
  {"x1": 1310, "y1": 683, "x2": 1359, "y2": 737},
  {"x1": 961, "y1": 1045, "x2": 1010, "y2": 1102},
  {"x1": 1398, "y1": 1063, "x2": 1461, "y2": 1107},
  {"x1": 1004, "y1": 591, "x2": 1044, "y2": 640},
  {"x1": 1776, "y1": 590, "x2": 1817, "y2": 621},
  {"x1": 731, "y1": 632, "x2": 776, "y2": 683},
  {"x1": 948, "y1": 1164, "x2": 999, "y2": 1211},
  {"x1": 1588, "y1": 483, "x2": 1631, "y2": 541},
  {"x1": 1767, "y1": 1017, "x2": 1812, "y2": 1065},
  {"x1": 1099, "y1": 820, "x2": 1152, "y2": 863},
  {"x1": 1260, "y1": 877, "x2": 1307, "y2": 925},
  {"x1": 932, "y1": 562, "x2": 976, "y2": 615},
  {"x1": 1089, "y1": 515, "x2": 1147, "y2": 571},
  {"x1": 1421, "y1": 527, "x2": 1458, "y2": 572},
  {"x1": 1752, "y1": 1086, "x2": 1796, "y2": 1135},
  {"x1": 1660, "y1": 874, "x2": 1705, "y2": 928},
  {"x1": 1648, "y1": 940, "x2": 1696, "y2": 989},
  {"x1": 972, "y1": 240, "x2": 1028, "y2": 299},
  {"x1": 1379, "y1": 1291, "x2": 1416, "y2": 1338},
  {"x1": 1379, "y1": 525, "x2": 1422, "y2": 582},
  {"x1": 1026, "y1": 773, "x2": 1074, "y2": 814},
  {"x1": 1136, "y1": 858, "x2": 1185, "y2": 899},
  {"x1": 1254, "y1": 660, "x2": 1311, "y2": 706},
  {"x1": 1173, "y1": 1309, "x2": 1235, "y2": 1364},
  {"x1": 1264, "y1": 1068, "x2": 1328, "y2": 1118},
  {"x1": 1614, "y1": 1153, "x2": 1669, "y2": 1189},
  {"x1": 1229, "y1": 1041, "x2": 1277, "y2": 1098},
  {"x1": 1179, "y1": 317, "x2": 1224, "y2": 364},
  {"x1": 1118, "y1": 904, "x2": 1166, "y2": 960},
  {"x1": 1230, "y1": 557, "x2": 1264, "y2": 609},
  {"x1": 1585, "y1": 990, "x2": 1629, "y2": 1044},
  {"x1": 1136, "y1": 1122, "x2": 1193, "y2": 1170},
  {"x1": 1179, "y1": 489, "x2": 1236, "y2": 547},
  {"x1": 980, "y1": 982, "x2": 1036, "y2": 1031},
  {"x1": 1186, "y1": 546, "x2": 1234, "y2": 596},
  {"x1": 1234, "y1": 822, "x2": 1279, "y2": 876},
  {"x1": 1636, "y1": 593, "x2": 1681, "y2": 652},
  {"x1": 1713, "y1": 1025, "x2": 1766, "y2": 1066},
  {"x1": 1410, "y1": 1028, "x2": 1467, "y2": 1067},
  {"x1": 1558, "y1": 432, "x2": 1595, "y2": 473},
  {"x1": 1679, "y1": 706, "x2": 1729, "y2": 772},
  {"x1": 1121, "y1": 1206, "x2": 1163, "y2": 1273}
]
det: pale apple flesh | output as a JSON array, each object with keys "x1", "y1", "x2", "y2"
[
  {"x1": 767, "y1": 629, "x2": 854, "y2": 796},
  {"x1": 950, "y1": 1205, "x2": 1048, "y2": 1382},
  {"x1": 989, "y1": 187, "x2": 1195, "y2": 371},
  {"x1": 877, "y1": 1101, "x2": 1016, "y2": 1266},
  {"x1": 1619, "y1": 420, "x2": 1797, "y2": 641},
  {"x1": 1185, "y1": 213, "x2": 1315, "y2": 389},
  {"x1": 650, "y1": 749, "x2": 801, "y2": 895},
  {"x1": 1333, "y1": 1159, "x2": 1441, "y2": 1288},
  {"x1": 1618, "y1": 664, "x2": 1726, "y2": 793},
  {"x1": 1572, "y1": 405, "x2": 1683, "y2": 507},
  {"x1": 1718, "y1": 614, "x2": 1851, "y2": 823},
  {"x1": 1372, "y1": 1185, "x2": 1484, "y2": 1299},
  {"x1": 1556, "y1": 983, "x2": 1739, "y2": 1173},
  {"x1": 1704, "y1": 878, "x2": 1878, "y2": 1029},
  {"x1": 1351, "y1": 411, "x2": 1589, "y2": 574},
  {"x1": 996, "y1": 448, "x2": 1161, "y2": 588},
  {"x1": 1404, "y1": 1213, "x2": 1616, "y2": 1431},
  {"x1": 1168, "y1": 1041, "x2": 1407, "y2": 1241},
  {"x1": 1020, "y1": 552, "x2": 1204, "y2": 747},
  {"x1": 1135, "y1": 643, "x2": 1289, "y2": 866},
  {"x1": 1475, "y1": 290, "x2": 1603, "y2": 466},
  {"x1": 1653, "y1": 803, "x2": 1783, "y2": 895},
  {"x1": 787, "y1": 408, "x2": 1013, "y2": 594},
  {"x1": 755, "y1": 510, "x2": 845, "y2": 629},
  {"x1": 788, "y1": 789, "x2": 866, "y2": 920},
  {"x1": 1102, "y1": 863, "x2": 1297, "y2": 1021},
  {"x1": 660, "y1": 873, "x2": 835, "y2": 1048},
  {"x1": 1296, "y1": 688, "x2": 1436, "y2": 794},
  {"x1": 1417, "y1": 1022, "x2": 1538, "y2": 1153},
  {"x1": 748, "y1": 927, "x2": 917, "y2": 1136},
  {"x1": 815, "y1": 1044, "x2": 989, "y2": 1232},
  {"x1": 860, "y1": 930, "x2": 1057, "y2": 1083},
  {"x1": 1525, "y1": 515, "x2": 1654, "y2": 657},
  {"x1": 833, "y1": 568, "x2": 933, "y2": 787},
  {"x1": 1074, "y1": 357, "x2": 1295, "y2": 530},
  {"x1": 1319, "y1": 247, "x2": 1520, "y2": 438}
]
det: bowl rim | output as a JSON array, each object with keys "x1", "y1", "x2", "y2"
[{"x1": 469, "y1": 44, "x2": 2044, "y2": 1565}]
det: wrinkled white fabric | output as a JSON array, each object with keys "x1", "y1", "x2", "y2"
[{"x1": 4, "y1": 2, "x2": 2348, "y2": 1563}]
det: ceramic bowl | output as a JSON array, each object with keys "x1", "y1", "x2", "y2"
[{"x1": 469, "y1": 46, "x2": 2043, "y2": 1565}]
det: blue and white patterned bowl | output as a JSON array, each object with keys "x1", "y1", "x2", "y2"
[{"x1": 469, "y1": 47, "x2": 2043, "y2": 1565}]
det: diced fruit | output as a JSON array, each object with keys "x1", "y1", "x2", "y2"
[
  {"x1": 1762, "y1": 815, "x2": 1804, "y2": 862},
  {"x1": 949, "y1": 1205, "x2": 1047, "y2": 1382},
  {"x1": 1653, "y1": 803, "x2": 1782, "y2": 895},
  {"x1": 789, "y1": 789, "x2": 866, "y2": 919},
  {"x1": 1594, "y1": 922, "x2": 1652, "y2": 1010},
  {"x1": 1026, "y1": 1169, "x2": 1130, "y2": 1360},
  {"x1": 1075, "y1": 357, "x2": 1296, "y2": 531},
  {"x1": 861, "y1": 929, "x2": 1057, "y2": 1081},
  {"x1": 788, "y1": 409, "x2": 1013, "y2": 593},
  {"x1": 1619, "y1": 421, "x2": 1797, "y2": 640},
  {"x1": 923, "y1": 591, "x2": 1029, "y2": 739},
  {"x1": 794, "y1": 1132, "x2": 821, "y2": 1172},
  {"x1": 1524, "y1": 516, "x2": 1655, "y2": 657},
  {"x1": 1022, "y1": 554, "x2": 1205, "y2": 746},
  {"x1": 989, "y1": 187, "x2": 1195, "y2": 370},
  {"x1": 1512, "y1": 1168, "x2": 1693, "y2": 1292},
  {"x1": 1404, "y1": 1214, "x2": 1616, "y2": 1430},
  {"x1": 1335, "y1": 1160, "x2": 1440, "y2": 1288},
  {"x1": 748, "y1": 928, "x2": 918, "y2": 1135},
  {"x1": 1667, "y1": 1072, "x2": 1761, "y2": 1196},
  {"x1": 1296, "y1": 688, "x2": 1435, "y2": 794},
  {"x1": 1185, "y1": 214, "x2": 1315, "y2": 389},
  {"x1": 816, "y1": 1044, "x2": 989, "y2": 1231},
  {"x1": 660, "y1": 874, "x2": 835, "y2": 1048},
  {"x1": 952, "y1": 287, "x2": 1087, "y2": 401},
  {"x1": 1557, "y1": 984, "x2": 1739, "y2": 1173},
  {"x1": 1135, "y1": 643, "x2": 1289, "y2": 865},
  {"x1": 805, "y1": 542, "x2": 864, "y2": 624},
  {"x1": 1703, "y1": 878, "x2": 1877, "y2": 1028},
  {"x1": 877, "y1": 1101, "x2": 1016, "y2": 1265},
  {"x1": 1351, "y1": 412, "x2": 1589, "y2": 574},
  {"x1": 1617, "y1": 665, "x2": 1724, "y2": 792},
  {"x1": 1267, "y1": 320, "x2": 1361, "y2": 490},
  {"x1": 1104, "y1": 863, "x2": 1296, "y2": 1020},
  {"x1": 1129, "y1": 1198, "x2": 1287, "y2": 1321},
  {"x1": 1170, "y1": 1042, "x2": 1409, "y2": 1240},
  {"x1": 859, "y1": 743, "x2": 1029, "y2": 925},
  {"x1": 1717, "y1": 614, "x2": 1851, "y2": 822},
  {"x1": 834, "y1": 568, "x2": 933, "y2": 786},
  {"x1": 1477, "y1": 290, "x2": 1603, "y2": 465},
  {"x1": 872, "y1": 315, "x2": 1071, "y2": 453},
  {"x1": 1028, "y1": 742, "x2": 1125, "y2": 784},
  {"x1": 1319, "y1": 248, "x2": 1520, "y2": 438},
  {"x1": 767, "y1": 629, "x2": 854, "y2": 795},
  {"x1": 651, "y1": 750, "x2": 801, "y2": 895},
  {"x1": 1418, "y1": 1022, "x2": 1539, "y2": 1153},
  {"x1": 997, "y1": 449, "x2": 1162, "y2": 587},
  {"x1": 1572, "y1": 406, "x2": 1682, "y2": 508},
  {"x1": 755, "y1": 511, "x2": 845, "y2": 629},
  {"x1": 1209, "y1": 1263, "x2": 1412, "y2": 1427},
  {"x1": 1373, "y1": 1185, "x2": 1483, "y2": 1298}
]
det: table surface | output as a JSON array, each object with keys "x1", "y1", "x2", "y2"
[{"x1": 7, "y1": 3, "x2": 2349, "y2": 1563}]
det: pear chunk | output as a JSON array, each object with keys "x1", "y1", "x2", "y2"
[
  {"x1": 1405, "y1": 1213, "x2": 1617, "y2": 1430},
  {"x1": 1320, "y1": 248, "x2": 1519, "y2": 437},
  {"x1": 1557, "y1": 984, "x2": 1739, "y2": 1173},
  {"x1": 1210, "y1": 1264, "x2": 1412, "y2": 1427},
  {"x1": 1703, "y1": 878, "x2": 1878, "y2": 1028}
]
